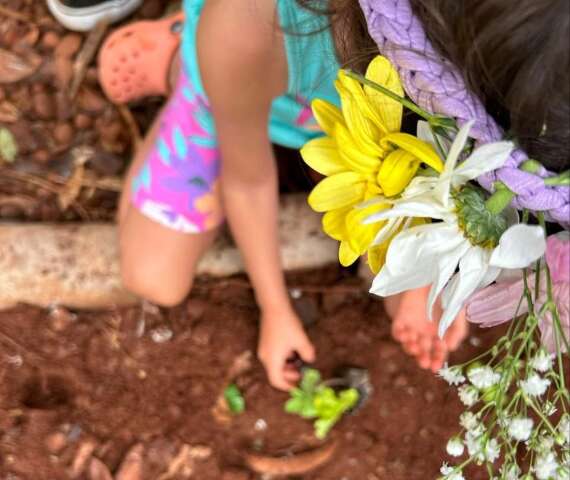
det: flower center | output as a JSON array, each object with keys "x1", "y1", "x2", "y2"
[{"x1": 454, "y1": 185, "x2": 508, "y2": 248}]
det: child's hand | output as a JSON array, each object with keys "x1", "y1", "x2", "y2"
[{"x1": 258, "y1": 307, "x2": 316, "y2": 391}]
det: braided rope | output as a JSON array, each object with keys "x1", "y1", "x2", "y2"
[{"x1": 359, "y1": 0, "x2": 569, "y2": 226}]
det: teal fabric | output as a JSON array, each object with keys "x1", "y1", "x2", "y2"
[{"x1": 181, "y1": 0, "x2": 340, "y2": 149}]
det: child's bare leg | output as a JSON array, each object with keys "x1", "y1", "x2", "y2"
[
  {"x1": 385, "y1": 287, "x2": 468, "y2": 371},
  {"x1": 118, "y1": 64, "x2": 220, "y2": 306}
]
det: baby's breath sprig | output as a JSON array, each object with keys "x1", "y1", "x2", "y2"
[{"x1": 438, "y1": 256, "x2": 569, "y2": 480}]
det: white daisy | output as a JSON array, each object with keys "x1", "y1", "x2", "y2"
[
  {"x1": 446, "y1": 437, "x2": 465, "y2": 457},
  {"x1": 367, "y1": 121, "x2": 546, "y2": 336},
  {"x1": 534, "y1": 452, "x2": 559, "y2": 480},
  {"x1": 467, "y1": 366, "x2": 501, "y2": 390},
  {"x1": 520, "y1": 374, "x2": 551, "y2": 397},
  {"x1": 530, "y1": 349, "x2": 554, "y2": 373},
  {"x1": 438, "y1": 363, "x2": 466, "y2": 385},
  {"x1": 458, "y1": 385, "x2": 479, "y2": 407},
  {"x1": 508, "y1": 417, "x2": 534, "y2": 442}
]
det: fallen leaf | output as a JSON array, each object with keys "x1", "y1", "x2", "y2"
[
  {"x1": 0, "y1": 128, "x2": 18, "y2": 163},
  {"x1": 0, "y1": 47, "x2": 40, "y2": 83},
  {"x1": 57, "y1": 147, "x2": 93, "y2": 210},
  {"x1": 224, "y1": 384, "x2": 245, "y2": 414},
  {"x1": 157, "y1": 444, "x2": 212, "y2": 480}
]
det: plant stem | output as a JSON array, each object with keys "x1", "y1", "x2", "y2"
[{"x1": 345, "y1": 70, "x2": 434, "y2": 121}]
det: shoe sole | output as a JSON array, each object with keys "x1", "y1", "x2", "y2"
[{"x1": 46, "y1": 0, "x2": 143, "y2": 32}]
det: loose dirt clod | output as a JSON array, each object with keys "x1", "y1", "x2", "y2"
[
  {"x1": 244, "y1": 441, "x2": 338, "y2": 476},
  {"x1": 69, "y1": 439, "x2": 97, "y2": 478}
]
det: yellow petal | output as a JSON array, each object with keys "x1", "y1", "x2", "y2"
[
  {"x1": 336, "y1": 74, "x2": 384, "y2": 157},
  {"x1": 368, "y1": 244, "x2": 388, "y2": 274},
  {"x1": 312, "y1": 99, "x2": 344, "y2": 137},
  {"x1": 345, "y1": 202, "x2": 389, "y2": 254},
  {"x1": 381, "y1": 133, "x2": 444, "y2": 172},
  {"x1": 322, "y1": 207, "x2": 351, "y2": 241},
  {"x1": 364, "y1": 56, "x2": 404, "y2": 133},
  {"x1": 377, "y1": 149, "x2": 421, "y2": 197},
  {"x1": 335, "y1": 123, "x2": 382, "y2": 174},
  {"x1": 308, "y1": 172, "x2": 366, "y2": 212},
  {"x1": 339, "y1": 240, "x2": 360, "y2": 267},
  {"x1": 301, "y1": 137, "x2": 346, "y2": 176}
]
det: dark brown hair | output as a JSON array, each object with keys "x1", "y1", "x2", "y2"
[{"x1": 296, "y1": 0, "x2": 570, "y2": 173}]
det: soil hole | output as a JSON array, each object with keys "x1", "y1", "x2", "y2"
[{"x1": 20, "y1": 374, "x2": 73, "y2": 410}]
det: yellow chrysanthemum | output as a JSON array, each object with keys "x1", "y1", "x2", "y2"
[{"x1": 301, "y1": 56, "x2": 444, "y2": 272}]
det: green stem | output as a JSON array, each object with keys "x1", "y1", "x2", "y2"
[
  {"x1": 345, "y1": 70, "x2": 434, "y2": 122},
  {"x1": 544, "y1": 170, "x2": 570, "y2": 186},
  {"x1": 486, "y1": 182, "x2": 516, "y2": 215}
]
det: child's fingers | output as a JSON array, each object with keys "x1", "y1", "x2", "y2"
[
  {"x1": 296, "y1": 339, "x2": 316, "y2": 363},
  {"x1": 430, "y1": 342, "x2": 448, "y2": 372},
  {"x1": 283, "y1": 368, "x2": 301, "y2": 383}
]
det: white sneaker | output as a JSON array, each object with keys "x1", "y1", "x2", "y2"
[{"x1": 46, "y1": 0, "x2": 143, "y2": 32}]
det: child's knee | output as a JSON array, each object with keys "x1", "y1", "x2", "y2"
[{"x1": 120, "y1": 260, "x2": 194, "y2": 307}]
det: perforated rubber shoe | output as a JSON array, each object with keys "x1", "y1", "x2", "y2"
[{"x1": 46, "y1": 0, "x2": 143, "y2": 32}]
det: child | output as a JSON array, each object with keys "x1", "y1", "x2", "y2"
[{"x1": 96, "y1": 0, "x2": 469, "y2": 390}]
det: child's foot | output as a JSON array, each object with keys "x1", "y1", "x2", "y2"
[
  {"x1": 385, "y1": 286, "x2": 469, "y2": 372},
  {"x1": 98, "y1": 12, "x2": 184, "y2": 104},
  {"x1": 47, "y1": 0, "x2": 143, "y2": 32}
]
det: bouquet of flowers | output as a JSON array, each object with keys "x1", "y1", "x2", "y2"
[{"x1": 301, "y1": 55, "x2": 570, "y2": 479}]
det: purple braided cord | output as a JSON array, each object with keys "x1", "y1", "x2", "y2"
[{"x1": 359, "y1": 0, "x2": 569, "y2": 226}]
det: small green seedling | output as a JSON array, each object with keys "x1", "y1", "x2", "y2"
[
  {"x1": 285, "y1": 368, "x2": 359, "y2": 439},
  {"x1": 224, "y1": 384, "x2": 245, "y2": 414}
]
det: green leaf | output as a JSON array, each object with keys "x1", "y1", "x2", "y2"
[
  {"x1": 314, "y1": 418, "x2": 335, "y2": 439},
  {"x1": 224, "y1": 384, "x2": 245, "y2": 414},
  {"x1": 300, "y1": 368, "x2": 321, "y2": 392},
  {"x1": 0, "y1": 128, "x2": 18, "y2": 163},
  {"x1": 285, "y1": 387, "x2": 317, "y2": 418}
]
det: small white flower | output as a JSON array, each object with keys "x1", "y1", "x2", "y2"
[
  {"x1": 439, "y1": 363, "x2": 466, "y2": 385},
  {"x1": 544, "y1": 401, "x2": 557, "y2": 417},
  {"x1": 466, "y1": 431, "x2": 484, "y2": 462},
  {"x1": 533, "y1": 434, "x2": 555, "y2": 454},
  {"x1": 558, "y1": 415, "x2": 570, "y2": 445},
  {"x1": 500, "y1": 463, "x2": 521, "y2": 480},
  {"x1": 520, "y1": 374, "x2": 551, "y2": 397},
  {"x1": 530, "y1": 349, "x2": 554, "y2": 373},
  {"x1": 485, "y1": 438, "x2": 501, "y2": 463},
  {"x1": 440, "y1": 463, "x2": 465, "y2": 480},
  {"x1": 534, "y1": 452, "x2": 559, "y2": 480},
  {"x1": 460, "y1": 412, "x2": 480, "y2": 432},
  {"x1": 447, "y1": 437, "x2": 465, "y2": 457},
  {"x1": 458, "y1": 385, "x2": 479, "y2": 407},
  {"x1": 508, "y1": 417, "x2": 534, "y2": 442},
  {"x1": 468, "y1": 366, "x2": 501, "y2": 389}
]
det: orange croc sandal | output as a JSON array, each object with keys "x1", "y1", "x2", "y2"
[{"x1": 98, "y1": 12, "x2": 184, "y2": 104}]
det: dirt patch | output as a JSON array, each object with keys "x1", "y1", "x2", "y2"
[{"x1": 0, "y1": 269, "x2": 496, "y2": 479}]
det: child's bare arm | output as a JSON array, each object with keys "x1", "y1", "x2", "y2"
[{"x1": 198, "y1": 0, "x2": 315, "y2": 389}]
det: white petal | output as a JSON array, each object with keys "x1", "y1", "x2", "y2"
[
  {"x1": 439, "y1": 247, "x2": 491, "y2": 337},
  {"x1": 416, "y1": 120, "x2": 451, "y2": 156},
  {"x1": 401, "y1": 176, "x2": 438, "y2": 198},
  {"x1": 427, "y1": 239, "x2": 471, "y2": 320},
  {"x1": 490, "y1": 224, "x2": 546, "y2": 269},
  {"x1": 372, "y1": 217, "x2": 403, "y2": 246},
  {"x1": 370, "y1": 263, "x2": 433, "y2": 296},
  {"x1": 385, "y1": 223, "x2": 459, "y2": 275},
  {"x1": 452, "y1": 141, "x2": 514, "y2": 187},
  {"x1": 433, "y1": 120, "x2": 473, "y2": 206},
  {"x1": 365, "y1": 196, "x2": 449, "y2": 224}
]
